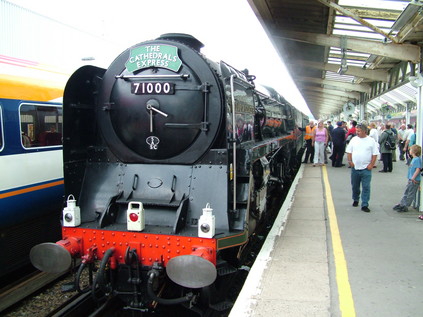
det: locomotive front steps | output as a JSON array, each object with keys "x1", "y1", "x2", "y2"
[
  {"x1": 216, "y1": 261, "x2": 237, "y2": 277},
  {"x1": 209, "y1": 300, "x2": 234, "y2": 312}
]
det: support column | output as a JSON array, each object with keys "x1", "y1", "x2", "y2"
[
  {"x1": 360, "y1": 102, "x2": 366, "y2": 121},
  {"x1": 359, "y1": 92, "x2": 366, "y2": 122},
  {"x1": 417, "y1": 86, "x2": 423, "y2": 212}
]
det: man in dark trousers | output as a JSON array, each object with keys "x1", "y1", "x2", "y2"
[
  {"x1": 327, "y1": 121, "x2": 334, "y2": 135},
  {"x1": 300, "y1": 120, "x2": 315, "y2": 163},
  {"x1": 331, "y1": 121, "x2": 347, "y2": 167},
  {"x1": 378, "y1": 123, "x2": 396, "y2": 172}
]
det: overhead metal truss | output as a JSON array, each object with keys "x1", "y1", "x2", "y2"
[{"x1": 248, "y1": 0, "x2": 423, "y2": 119}]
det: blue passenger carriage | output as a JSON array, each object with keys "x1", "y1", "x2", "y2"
[{"x1": 0, "y1": 58, "x2": 65, "y2": 277}]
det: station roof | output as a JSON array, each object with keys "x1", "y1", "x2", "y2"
[{"x1": 247, "y1": 0, "x2": 423, "y2": 120}]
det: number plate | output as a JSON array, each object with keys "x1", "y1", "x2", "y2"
[{"x1": 131, "y1": 82, "x2": 175, "y2": 95}]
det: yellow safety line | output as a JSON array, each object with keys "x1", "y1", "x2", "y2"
[{"x1": 322, "y1": 165, "x2": 356, "y2": 317}]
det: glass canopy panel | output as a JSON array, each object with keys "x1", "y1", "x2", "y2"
[{"x1": 337, "y1": 0, "x2": 409, "y2": 11}]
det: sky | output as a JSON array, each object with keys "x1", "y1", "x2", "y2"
[{"x1": 7, "y1": 0, "x2": 311, "y2": 116}]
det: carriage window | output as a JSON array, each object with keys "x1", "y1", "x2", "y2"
[
  {"x1": 20, "y1": 104, "x2": 63, "y2": 148},
  {"x1": 0, "y1": 105, "x2": 3, "y2": 151}
]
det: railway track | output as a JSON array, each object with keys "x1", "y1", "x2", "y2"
[
  {"x1": 44, "y1": 292, "x2": 114, "y2": 317},
  {"x1": 0, "y1": 270, "x2": 64, "y2": 313}
]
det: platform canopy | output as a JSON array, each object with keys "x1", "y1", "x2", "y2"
[{"x1": 248, "y1": 0, "x2": 423, "y2": 120}]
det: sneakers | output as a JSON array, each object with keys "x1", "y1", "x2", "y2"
[
  {"x1": 352, "y1": 201, "x2": 359, "y2": 207},
  {"x1": 361, "y1": 206, "x2": 371, "y2": 212},
  {"x1": 397, "y1": 206, "x2": 408, "y2": 212},
  {"x1": 393, "y1": 204, "x2": 409, "y2": 212},
  {"x1": 392, "y1": 204, "x2": 401, "y2": 210}
]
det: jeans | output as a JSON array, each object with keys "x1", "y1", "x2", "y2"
[
  {"x1": 400, "y1": 180, "x2": 420, "y2": 207},
  {"x1": 313, "y1": 141, "x2": 325, "y2": 164},
  {"x1": 351, "y1": 167, "x2": 372, "y2": 207}
]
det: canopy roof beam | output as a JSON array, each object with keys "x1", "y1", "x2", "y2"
[
  {"x1": 316, "y1": 0, "x2": 399, "y2": 43},
  {"x1": 297, "y1": 76, "x2": 371, "y2": 93},
  {"x1": 275, "y1": 31, "x2": 420, "y2": 63},
  {"x1": 293, "y1": 60, "x2": 389, "y2": 81},
  {"x1": 302, "y1": 86, "x2": 361, "y2": 99}
]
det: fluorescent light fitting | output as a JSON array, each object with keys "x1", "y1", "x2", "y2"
[
  {"x1": 391, "y1": 0, "x2": 422, "y2": 32},
  {"x1": 366, "y1": 54, "x2": 377, "y2": 63}
]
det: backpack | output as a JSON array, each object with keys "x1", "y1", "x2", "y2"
[
  {"x1": 346, "y1": 133, "x2": 355, "y2": 143},
  {"x1": 384, "y1": 132, "x2": 396, "y2": 150}
]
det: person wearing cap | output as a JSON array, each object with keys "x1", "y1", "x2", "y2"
[
  {"x1": 345, "y1": 123, "x2": 379, "y2": 212},
  {"x1": 330, "y1": 121, "x2": 346, "y2": 167}
]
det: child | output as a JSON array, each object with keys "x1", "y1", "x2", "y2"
[{"x1": 393, "y1": 144, "x2": 422, "y2": 213}]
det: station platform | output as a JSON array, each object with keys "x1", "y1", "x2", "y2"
[{"x1": 230, "y1": 159, "x2": 423, "y2": 317}]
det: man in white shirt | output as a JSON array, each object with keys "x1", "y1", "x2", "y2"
[
  {"x1": 368, "y1": 122, "x2": 379, "y2": 169},
  {"x1": 397, "y1": 124, "x2": 406, "y2": 161},
  {"x1": 346, "y1": 123, "x2": 379, "y2": 212},
  {"x1": 369, "y1": 122, "x2": 379, "y2": 143},
  {"x1": 403, "y1": 124, "x2": 413, "y2": 162}
]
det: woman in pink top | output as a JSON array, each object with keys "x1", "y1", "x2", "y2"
[{"x1": 312, "y1": 121, "x2": 329, "y2": 166}]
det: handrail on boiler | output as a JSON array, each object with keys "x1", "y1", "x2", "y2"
[{"x1": 230, "y1": 74, "x2": 237, "y2": 212}]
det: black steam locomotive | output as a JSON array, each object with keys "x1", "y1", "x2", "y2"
[{"x1": 30, "y1": 34, "x2": 307, "y2": 314}]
